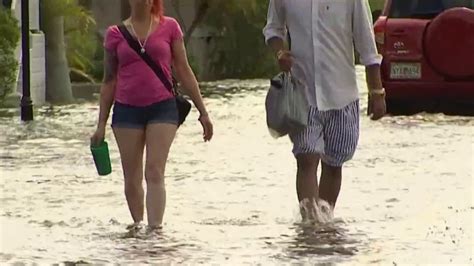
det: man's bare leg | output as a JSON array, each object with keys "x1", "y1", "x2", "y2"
[
  {"x1": 296, "y1": 154, "x2": 320, "y2": 220},
  {"x1": 318, "y1": 162, "x2": 342, "y2": 208}
]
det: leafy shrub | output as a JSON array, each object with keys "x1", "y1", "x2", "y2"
[
  {"x1": 203, "y1": 1, "x2": 278, "y2": 79},
  {"x1": 202, "y1": 0, "x2": 385, "y2": 78},
  {"x1": 0, "y1": 8, "x2": 20, "y2": 101},
  {"x1": 42, "y1": 0, "x2": 99, "y2": 83}
]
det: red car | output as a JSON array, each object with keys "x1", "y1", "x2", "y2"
[{"x1": 373, "y1": 0, "x2": 474, "y2": 114}]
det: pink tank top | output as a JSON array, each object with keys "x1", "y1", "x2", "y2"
[{"x1": 104, "y1": 17, "x2": 183, "y2": 107}]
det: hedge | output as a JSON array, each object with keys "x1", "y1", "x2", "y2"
[{"x1": 0, "y1": 7, "x2": 20, "y2": 102}]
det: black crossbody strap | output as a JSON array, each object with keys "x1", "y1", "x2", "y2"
[
  {"x1": 117, "y1": 24, "x2": 174, "y2": 94},
  {"x1": 287, "y1": 27, "x2": 291, "y2": 51}
]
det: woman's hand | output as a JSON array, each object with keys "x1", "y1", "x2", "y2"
[
  {"x1": 90, "y1": 126, "x2": 106, "y2": 147},
  {"x1": 198, "y1": 114, "x2": 213, "y2": 142}
]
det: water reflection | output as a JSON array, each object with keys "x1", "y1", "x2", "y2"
[
  {"x1": 200, "y1": 79, "x2": 268, "y2": 99},
  {"x1": 285, "y1": 222, "x2": 358, "y2": 257},
  {"x1": 110, "y1": 230, "x2": 197, "y2": 264}
]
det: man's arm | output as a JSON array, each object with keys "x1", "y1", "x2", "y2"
[
  {"x1": 268, "y1": 37, "x2": 285, "y2": 55},
  {"x1": 263, "y1": 0, "x2": 292, "y2": 71},
  {"x1": 353, "y1": 0, "x2": 386, "y2": 119},
  {"x1": 366, "y1": 64, "x2": 383, "y2": 93},
  {"x1": 353, "y1": 0, "x2": 383, "y2": 90},
  {"x1": 263, "y1": 0, "x2": 286, "y2": 47}
]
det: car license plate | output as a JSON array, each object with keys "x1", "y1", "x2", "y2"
[{"x1": 390, "y1": 63, "x2": 421, "y2": 79}]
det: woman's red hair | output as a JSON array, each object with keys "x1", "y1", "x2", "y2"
[{"x1": 151, "y1": 0, "x2": 164, "y2": 19}]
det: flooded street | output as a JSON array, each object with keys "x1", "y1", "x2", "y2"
[{"x1": 1, "y1": 67, "x2": 473, "y2": 264}]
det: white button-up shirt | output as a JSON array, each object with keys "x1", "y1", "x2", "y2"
[{"x1": 263, "y1": 0, "x2": 382, "y2": 111}]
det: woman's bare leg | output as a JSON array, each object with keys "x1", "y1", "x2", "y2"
[
  {"x1": 144, "y1": 123, "x2": 177, "y2": 228},
  {"x1": 113, "y1": 127, "x2": 146, "y2": 224}
]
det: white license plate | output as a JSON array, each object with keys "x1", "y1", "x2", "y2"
[{"x1": 390, "y1": 63, "x2": 421, "y2": 79}]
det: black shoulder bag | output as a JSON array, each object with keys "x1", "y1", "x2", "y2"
[{"x1": 117, "y1": 24, "x2": 191, "y2": 126}]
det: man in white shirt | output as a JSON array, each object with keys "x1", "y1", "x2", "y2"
[{"x1": 263, "y1": 0, "x2": 386, "y2": 219}]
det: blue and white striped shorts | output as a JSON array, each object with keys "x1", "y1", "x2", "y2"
[{"x1": 289, "y1": 100, "x2": 360, "y2": 167}]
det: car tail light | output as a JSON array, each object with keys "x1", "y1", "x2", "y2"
[{"x1": 374, "y1": 16, "x2": 388, "y2": 54}]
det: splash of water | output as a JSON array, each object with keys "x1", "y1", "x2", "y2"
[
  {"x1": 121, "y1": 222, "x2": 164, "y2": 240},
  {"x1": 299, "y1": 198, "x2": 334, "y2": 225}
]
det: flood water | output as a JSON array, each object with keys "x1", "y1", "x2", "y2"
[{"x1": 1, "y1": 67, "x2": 473, "y2": 264}]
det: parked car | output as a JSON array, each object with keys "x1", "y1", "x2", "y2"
[{"x1": 373, "y1": 0, "x2": 474, "y2": 114}]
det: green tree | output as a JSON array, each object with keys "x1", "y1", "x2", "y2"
[
  {"x1": 173, "y1": 0, "x2": 275, "y2": 79},
  {"x1": 41, "y1": 0, "x2": 95, "y2": 103},
  {"x1": 369, "y1": 0, "x2": 386, "y2": 22},
  {"x1": 204, "y1": 1, "x2": 277, "y2": 79},
  {"x1": 369, "y1": 0, "x2": 386, "y2": 12},
  {"x1": 174, "y1": 0, "x2": 386, "y2": 79},
  {"x1": 0, "y1": 7, "x2": 20, "y2": 103},
  {"x1": 64, "y1": 2, "x2": 98, "y2": 83}
]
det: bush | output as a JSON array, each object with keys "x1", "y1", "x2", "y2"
[
  {"x1": 369, "y1": 0, "x2": 386, "y2": 12},
  {"x1": 0, "y1": 8, "x2": 20, "y2": 101},
  {"x1": 41, "y1": 0, "x2": 99, "y2": 83},
  {"x1": 203, "y1": 2, "x2": 278, "y2": 79},
  {"x1": 202, "y1": 1, "x2": 385, "y2": 79},
  {"x1": 64, "y1": 5, "x2": 100, "y2": 82}
]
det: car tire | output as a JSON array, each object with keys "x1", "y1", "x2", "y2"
[
  {"x1": 386, "y1": 99, "x2": 421, "y2": 116},
  {"x1": 386, "y1": 99, "x2": 407, "y2": 115}
]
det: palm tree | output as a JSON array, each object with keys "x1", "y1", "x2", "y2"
[{"x1": 41, "y1": 0, "x2": 94, "y2": 104}]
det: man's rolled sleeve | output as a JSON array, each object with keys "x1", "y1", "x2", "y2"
[
  {"x1": 263, "y1": 0, "x2": 287, "y2": 44},
  {"x1": 353, "y1": 0, "x2": 382, "y2": 66}
]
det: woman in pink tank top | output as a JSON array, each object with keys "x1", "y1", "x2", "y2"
[{"x1": 90, "y1": 0, "x2": 213, "y2": 233}]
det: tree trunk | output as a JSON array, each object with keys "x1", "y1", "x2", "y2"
[
  {"x1": 183, "y1": 0, "x2": 210, "y2": 46},
  {"x1": 172, "y1": 0, "x2": 187, "y2": 33},
  {"x1": 170, "y1": 0, "x2": 210, "y2": 46},
  {"x1": 121, "y1": 0, "x2": 130, "y2": 20},
  {"x1": 43, "y1": 16, "x2": 74, "y2": 103}
]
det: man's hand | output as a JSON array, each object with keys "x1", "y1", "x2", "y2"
[
  {"x1": 277, "y1": 50, "x2": 293, "y2": 72},
  {"x1": 368, "y1": 94, "x2": 386, "y2": 120},
  {"x1": 365, "y1": 64, "x2": 386, "y2": 120}
]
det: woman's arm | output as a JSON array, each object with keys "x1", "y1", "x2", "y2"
[
  {"x1": 91, "y1": 49, "x2": 118, "y2": 146},
  {"x1": 98, "y1": 49, "x2": 118, "y2": 128},
  {"x1": 172, "y1": 38, "x2": 213, "y2": 141},
  {"x1": 171, "y1": 39, "x2": 208, "y2": 117}
]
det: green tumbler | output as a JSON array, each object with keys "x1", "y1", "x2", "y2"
[{"x1": 90, "y1": 140, "x2": 112, "y2": 176}]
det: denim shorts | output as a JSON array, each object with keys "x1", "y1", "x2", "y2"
[{"x1": 111, "y1": 98, "x2": 179, "y2": 129}]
